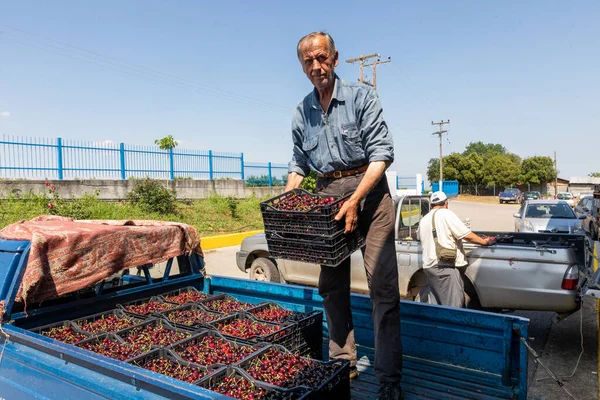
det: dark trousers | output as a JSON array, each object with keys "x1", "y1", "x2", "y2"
[{"x1": 316, "y1": 173, "x2": 402, "y2": 383}]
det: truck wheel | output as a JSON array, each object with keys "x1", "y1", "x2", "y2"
[{"x1": 249, "y1": 258, "x2": 281, "y2": 282}]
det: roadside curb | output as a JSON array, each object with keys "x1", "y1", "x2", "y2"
[{"x1": 201, "y1": 230, "x2": 263, "y2": 250}]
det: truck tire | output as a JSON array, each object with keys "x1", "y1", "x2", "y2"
[{"x1": 249, "y1": 258, "x2": 281, "y2": 283}]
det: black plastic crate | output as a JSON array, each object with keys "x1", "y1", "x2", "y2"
[
  {"x1": 30, "y1": 320, "x2": 91, "y2": 345},
  {"x1": 76, "y1": 333, "x2": 152, "y2": 362},
  {"x1": 157, "y1": 303, "x2": 222, "y2": 331},
  {"x1": 238, "y1": 345, "x2": 350, "y2": 399},
  {"x1": 260, "y1": 189, "x2": 352, "y2": 237},
  {"x1": 209, "y1": 313, "x2": 294, "y2": 349},
  {"x1": 158, "y1": 286, "x2": 216, "y2": 305},
  {"x1": 196, "y1": 366, "x2": 313, "y2": 400},
  {"x1": 197, "y1": 293, "x2": 263, "y2": 315},
  {"x1": 128, "y1": 348, "x2": 219, "y2": 384},
  {"x1": 248, "y1": 304, "x2": 323, "y2": 359},
  {"x1": 114, "y1": 318, "x2": 193, "y2": 348},
  {"x1": 266, "y1": 230, "x2": 364, "y2": 267},
  {"x1": 168, "y1": 330, "x2": 267, "y2": 367},
  {"x1": 72, "y1": 309, "x2": 144, "y2": 334},
  {"x1": 117, "y1": 296, "x2": 179, "y2": 319}
]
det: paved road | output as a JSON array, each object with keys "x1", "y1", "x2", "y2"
[{"x1": 204, "y1": 200, "x2": 598, "y2": 400}]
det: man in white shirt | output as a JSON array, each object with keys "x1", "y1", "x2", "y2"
[{"x1": 417, "y1": 191, "x2": 495, "y2": 307}]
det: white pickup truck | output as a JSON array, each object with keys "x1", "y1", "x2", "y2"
[{"x1": 236, "y1": 195, "x2": 591, "y2": 316}]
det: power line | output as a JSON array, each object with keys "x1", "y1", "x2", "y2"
[{"x1": 0, "y1": 25, "x2": 291, "y2": 115}]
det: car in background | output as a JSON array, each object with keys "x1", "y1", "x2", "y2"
[
  {"x1": 513, "y1": 200, "x2": 585, "y2": 233},
  {"x1": 556, "y1": 192, "x2": 576, "y2": 207},
  {"x1": 575, "y1": 195, "x2": 600, "y2": 240},
  {"x1": 521, "y1": 191, "x2": 541, "y2": 202},
  {"x1": 499, "y1": 188, "x2": 522, "y2": 204}
]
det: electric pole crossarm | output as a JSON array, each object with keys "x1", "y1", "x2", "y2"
[{"x1": 345, "y1": 53, "x2": 380, "y2": 63}]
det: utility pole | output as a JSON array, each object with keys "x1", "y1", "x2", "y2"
[
  {"x1": 431, "y1": 120, "x2": 450, "y2": 192},
  {"x1": 554, "y1": 151, "x2": 558, "y2": 196},
  {"x1": 345, "y1": 53, "x2": 380, "y2": 85},
  {"x1": 363, "y1": 57, "x2": 392, "y2": 90}
]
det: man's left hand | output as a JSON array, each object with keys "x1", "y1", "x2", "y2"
[{"x1": 335, "y1": 198, "x2": 359, "y2": 233}]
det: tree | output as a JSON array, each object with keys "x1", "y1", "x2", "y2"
[
  {"x1": 463, "y1": 141, "x2": 507, "y2": 159},
  {"x1": 154, "y1": 135, "x2": 178, "y2": 150},
  {"x1": 483, "y1": 154, "x2": 520, "y2": 188},
  {"x1": 519, "y1": 156, "x2": 557, "y2": 185},
  {"x1": 426, "y1": 153, "x2": 462, "y2": 184},
  {"x1": 589, "y1": 172, "x2": 600, "y2": 178},
  {"x1": 458, "y1": 153, "x2": 484, "y2": 192}
]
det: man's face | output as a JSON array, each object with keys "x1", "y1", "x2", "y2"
[{"x1": 298, "y1": 36, "x2": 339, "y2": 91}]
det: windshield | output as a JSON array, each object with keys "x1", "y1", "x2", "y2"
[
  {"x1": 557, "y1": 193, "x2": 572, "y2": 199},
  {"x1": 525, "y1": 203, "x2": 576, "y2": 219},
  {"x1": 504, "y1": 188, "x2": 519, "y2": 194}
]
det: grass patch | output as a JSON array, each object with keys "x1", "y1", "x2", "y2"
[{"x1": 0, "y1": 192, "x2": 267, "y2": 237}]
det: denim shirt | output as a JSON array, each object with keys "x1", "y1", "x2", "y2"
[{"x1": 288, "y1": 75, "x2": 394, "y2": 176}]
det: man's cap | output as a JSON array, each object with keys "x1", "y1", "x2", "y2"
[{"x1": 430, "y1": 191, "x2": 448, "y2": 205}]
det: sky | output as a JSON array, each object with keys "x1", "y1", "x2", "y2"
[{"x1": 1, "y1": 0, "x2": 599, "y2": 180}]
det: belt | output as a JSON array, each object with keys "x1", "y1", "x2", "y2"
[{"x1": 318, "y1": 164, "x2": 369, "y2": 179}]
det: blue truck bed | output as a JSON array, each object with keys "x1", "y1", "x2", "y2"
[{"x1": 0, "y1": 238, "x2": 529, "y2": 399}]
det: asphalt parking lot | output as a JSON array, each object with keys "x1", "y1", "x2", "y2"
[{"x1": 204, "y1": 199, "x2": 599, "y2": 400}]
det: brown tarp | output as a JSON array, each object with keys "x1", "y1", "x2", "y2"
[{"x1": 0, "y1": 215, "x2": 202, "y2": 305}]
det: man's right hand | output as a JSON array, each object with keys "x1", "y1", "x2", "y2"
[{"x1": 284, "y1": 172, "x2": 305, "y2": 192}]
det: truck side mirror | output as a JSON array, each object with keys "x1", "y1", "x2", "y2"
[{"x1": 578, "y1": 214, "x2": 587, "y2": 219}]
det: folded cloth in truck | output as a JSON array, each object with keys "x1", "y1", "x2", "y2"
[{"x1": 0, "y1": 215, "x2": 202, "y2": 306}]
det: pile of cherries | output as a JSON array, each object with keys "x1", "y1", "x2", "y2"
[
  {"x1": 164, "y1": 291, "x2": 208, "y2": 305},
  {"x1": 165, "y1": 308, "x2": 220, "y2": 326},
  {"x1": 42, "y1": 324, "x2": 87, "y2": 344},
  {"x1": 217, "y1": 319, "x2": 280, "y2": 340},
  {"x1": 251, "y1": 305, "x2": 293, "y2": 323},
  {"x1": 246, "y1": 348, "x2": 313, "y2": 387},
  {"x1": 125, "y1": 300, "x2": 175, "y2": 315},
  {"x1": 77, "y1": 314, "x2": 138, "y2": 333},
  {"x1": 202, "y1": 298, "x2": 254, "y2": 314},
  {"x1": 272, "y1": 194, "x2": 338, "y2": 212},
  {"x1": 209, "y1": 375, "x2": 266, "y2": 400},
  {"x1": 120, "y1": 322, "x2": 191, "y2": 347},
  {"x1": 77, "y1": 337, "x2": 148, "y2": 361},
  {"x1": 175, "y1": 335, "x2": 256, "y2": 365},
  {"x1": 138, "y1": 357, "x2": 209, "y2": 383}
]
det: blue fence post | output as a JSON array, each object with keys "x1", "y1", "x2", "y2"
[
  {"x1": 421, "y1": 180, "x2": 425, "y2": 194},
  {"x1": 169, "y1": 148, "x2": 175, "y2": 180},
  {"x1": 396, "y1": 176, "x2": 399, "y2": 189},
  {"x1": 56, "y1": 137, "x2": 64, "y2": 180},
  {"x1": 240, "y1": 153, "x2": 245, "y2": 181},
  {"x1": 119, "y1": 143, "x2": 126, "y2": 180},
  {"x1": 208, "y1": 150, "x2": 214, "y2": 180},
  {"x1": 268, "y1": 162, "x2": 272, "y2": 187}
]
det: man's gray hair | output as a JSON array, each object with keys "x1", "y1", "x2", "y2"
[{"x1": 297, "y1": 32, "x2": 336, "y2": 59}]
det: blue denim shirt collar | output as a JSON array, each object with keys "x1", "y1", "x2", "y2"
[{"x1": 309, "y1": 74, "x2": 343, "y2": 110}]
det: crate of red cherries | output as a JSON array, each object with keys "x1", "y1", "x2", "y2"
[{"x1": 260, "y1": 189, "x2": 364, "y2": 267}]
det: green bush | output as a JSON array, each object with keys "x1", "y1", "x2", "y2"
[{"x1": 127, "y1": 179, "x2": 177, "y2": 214}]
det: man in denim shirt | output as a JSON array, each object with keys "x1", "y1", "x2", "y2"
[{"x1": 286, "y1": 32, "x2": 403, "y2": 400}]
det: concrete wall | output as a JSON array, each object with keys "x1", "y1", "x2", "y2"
[{"x1": 0, "y1": 179, "x2": 286, "y2": 200}]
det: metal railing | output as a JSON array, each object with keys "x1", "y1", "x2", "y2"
[{"x1": 0, "y1": 135, "x2": 288, "y2": 186}]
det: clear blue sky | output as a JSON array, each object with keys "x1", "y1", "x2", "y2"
[{"x1": 1, "y1": 0, "x2": 598, "y2": 180}]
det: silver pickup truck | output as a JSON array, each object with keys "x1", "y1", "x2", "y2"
[{"x1": 236, "y1": 195, "x2": 589, "y2": 316}]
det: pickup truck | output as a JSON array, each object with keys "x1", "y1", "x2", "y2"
[
  {"x1": 237, "y1": 195, "x2": 589, "y2": 316},
  {"x1": 0, "y1": 231, "x2": 532, "y2": 399}
]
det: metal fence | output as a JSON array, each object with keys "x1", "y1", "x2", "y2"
[{"x1": 0, "y1": 135, "x2": 288, "y2": 186}]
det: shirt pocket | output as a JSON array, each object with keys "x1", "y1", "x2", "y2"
[
  {"x1": 340, "y1": 122, "x2": 364, "y2": 158},
  {"x1": 302, "y1": 135, "x2": 319, "y2": 152}
]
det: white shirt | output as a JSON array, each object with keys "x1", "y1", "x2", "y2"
[{"x1": 417, "y1": 208, "x2": 471, "y2": 269}]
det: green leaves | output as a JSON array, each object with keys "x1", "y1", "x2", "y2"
[
  {"x1": 127, "y1": 178, "x2": 177, "y2": 214},
  {"x1": 154, "y1": 135, "x2": 178, "y2": 150},
  {"x1": 519, "y1": 156, "x2": 556, "y2": 185}
]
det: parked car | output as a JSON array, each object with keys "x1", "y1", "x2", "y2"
[
  {"x1": 556, "y1": 192, "x2": 576, "y2": 207},
  {"x1": 521, "y1": 191, "x2": 541, "y2": 202},
  {"x1": 513, "y1": 200, "x2": 585, "y2": 233},
  {"x1": 499, "y1": 188, "x2": 522, "y2": 204},
  {"x1": 237, "y1": 195, "x2": 588, "y2": 315},
  {"x1": 575, "y1": 195, "x2": 600, "y2": 240}
]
